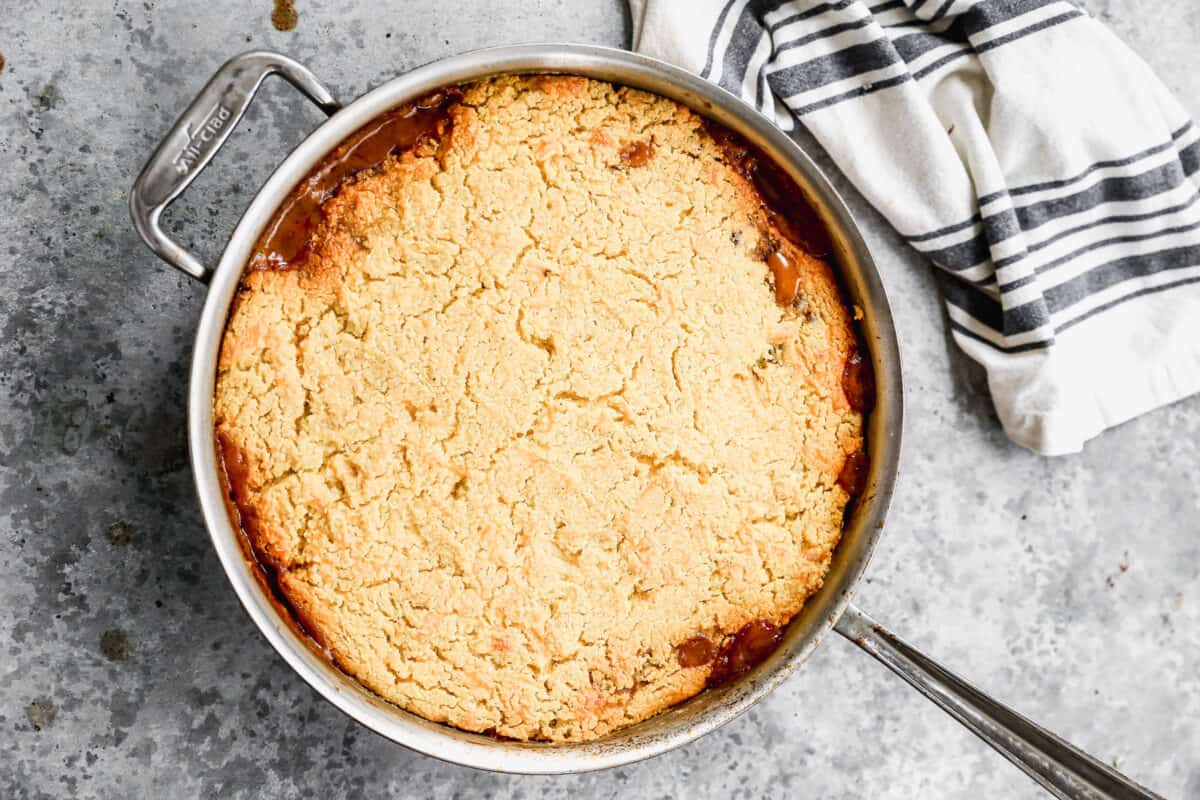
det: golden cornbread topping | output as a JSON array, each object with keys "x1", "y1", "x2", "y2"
[{"x1": 214, "y1": 75, "x2": 868, "y2": 742}]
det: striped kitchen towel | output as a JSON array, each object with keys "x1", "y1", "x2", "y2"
[{"x1": 629, "y1": 0, "x2": 1200, "y2": 454}]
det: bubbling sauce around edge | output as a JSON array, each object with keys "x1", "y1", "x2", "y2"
[
  {"x1": 705, "y1": 120, "x2": 873, "y2": 502},
  {"x1": 842, "y1": 349, "x2": 875, "y2": 414},
  {"x1": 216, "y1": 432, "x2": 334, "y2": 660},
  {"x1": 703, "y1": 121, "x2": 833, "y2": 264},
  {"x1": 837, "y1": 450, "x2": 870, "y2": 496},
  {"x1": 675, "y1": 634, "x2": 718, "y2": 668},
  {"x1": 216, "y1": 430, "x2": 259, "y2": 541},
  {"x1": 706, "y1": 619, "x2": 784, "y2": 687},
  {"x1": 248, "y1": 89, "x2": 461, "y2": 272},
  {"x1": 766, "y1": 249, "x2": 801, "y2": 306}
]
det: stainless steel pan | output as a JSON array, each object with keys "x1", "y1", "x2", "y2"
[{"x1": 130, "y1": 45, "x2": 1162, "y2": 797}]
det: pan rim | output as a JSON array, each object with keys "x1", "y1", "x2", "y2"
[{"x1": 186, "y1": 42, "x2": 903, "y2": 774}]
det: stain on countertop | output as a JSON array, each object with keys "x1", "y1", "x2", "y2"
[
  {"x1": 271, "y1": 0, "x2": 298, "y2": 31},
  {"x1": 99, "y1": 629, "x2": 131, "y2": 662},
  {"x1": 107, "y1": 522, "x2": 134, "y2": 547},
  {"x1": 27, "y1": 699, "x2": 56, "y2": 732}
]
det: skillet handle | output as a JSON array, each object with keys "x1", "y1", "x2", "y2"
[
  {"x1": 129, "y1": 51, "x2": 341, "y2": 283},
  {"x1": 835, "y1": 604, "x2": 1163, "y2": 799}
]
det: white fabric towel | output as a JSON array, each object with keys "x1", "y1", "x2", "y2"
[{"x1": 629, "y1": 0, "x2": 1200, "y2": 454}]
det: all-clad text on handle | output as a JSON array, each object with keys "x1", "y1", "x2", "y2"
[{"x1": 129, "y1": 51, "x2": 341, "y2": 283}]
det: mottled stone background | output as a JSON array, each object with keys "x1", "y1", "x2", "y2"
[{"x1": 1, "y1": 1, "x2": 1197, "y2": 798}]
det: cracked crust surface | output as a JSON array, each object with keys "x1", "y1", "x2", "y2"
[{"x1": 214, "y1": 75, "x2": 865, "y2": 742}]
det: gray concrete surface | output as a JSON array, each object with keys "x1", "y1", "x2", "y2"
[{"x1": 1, "y1": 1, "x2": 1198, "y2": 797}]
